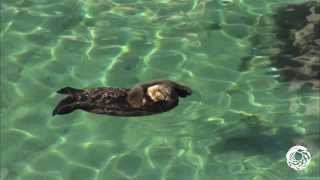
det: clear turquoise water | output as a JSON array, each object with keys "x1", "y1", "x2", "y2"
[{"x1": 1, "y1": 0, "x2": 319, "y2": 180}]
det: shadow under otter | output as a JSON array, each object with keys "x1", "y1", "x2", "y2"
[{"x1": 52, "y1": 80, "x2": 192, "y2": 116}]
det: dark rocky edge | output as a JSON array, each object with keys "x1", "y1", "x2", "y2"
[
  {"x1": 244, "y1": 1, "x2": 320, "y2": 91},
  {"x1": 271, "y1": 1, "x2": 320, "y2": 90}
]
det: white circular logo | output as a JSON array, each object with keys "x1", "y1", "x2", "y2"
[{"x1": 286, "y1": 145, "x2": 311, "y2": 171}]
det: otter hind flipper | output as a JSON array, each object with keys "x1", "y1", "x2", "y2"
[
  {"x1": 52, "y1": 95, "x2": 91, "y2": 116},
  {"x1": 57, "y1": 87, "x2": 83, "y2": 95},
  {"x1": 52, "y1": 103, "x2": 76, "y2": 116},
  {"x1": 52, "y1": 96, "x2": 76, "y2": 116}
]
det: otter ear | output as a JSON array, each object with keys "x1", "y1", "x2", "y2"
[{"x1": 127, "y1": 86, "x2": 145, "y2": 108}]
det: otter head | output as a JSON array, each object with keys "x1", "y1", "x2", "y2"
[
  {"x1": 147, "y1": 84, "x2": 172, "y2": 102},
  {"x1": 127, "y1": 86, "x2": 146, "y2": 108}
]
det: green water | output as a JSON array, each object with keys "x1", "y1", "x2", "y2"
[{"x1": 1, "y1": 0, "x2": 319, "y2": 179}]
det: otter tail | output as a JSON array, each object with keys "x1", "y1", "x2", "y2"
[
  {"x1": 52, "y1": 87, "x2": 86, "y2": 116},
  {"x1": 56, "y1": 86, "x2": 84, "y2": 95}
]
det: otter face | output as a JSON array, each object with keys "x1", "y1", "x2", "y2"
[
  {"x1": 147, "y1": 85, "x2": 172, "y2": 102},
  {"x1": 127, "y1": 86, "x2": 146, "y2": 108}
]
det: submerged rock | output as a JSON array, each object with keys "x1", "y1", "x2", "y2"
[
  {"x1": 245, "y1": 1, "x2": 320, "y2": 90},
  {"x1": 271, "y1": 1, "x2": 320, "y2": 89}
]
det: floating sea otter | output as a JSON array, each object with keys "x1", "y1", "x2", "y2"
[{"x1": 52, "y1": 80, "x2": 192, "y2": 116}]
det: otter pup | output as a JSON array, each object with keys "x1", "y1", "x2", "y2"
[{"x1": 52, "y1": 80, "x2": 192, "y2": 116}]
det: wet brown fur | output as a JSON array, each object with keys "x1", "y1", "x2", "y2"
[{"x1": 52, "y1": 80, "x2": 192, "y2": 116}]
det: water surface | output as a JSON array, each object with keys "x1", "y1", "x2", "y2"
[{"x1": 1, "y1": 0, "x2": 319, "y2": 179}]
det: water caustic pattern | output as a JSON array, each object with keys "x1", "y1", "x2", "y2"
[{"x1": 1, "y1": 0, "x2": 319, "y2": 179}]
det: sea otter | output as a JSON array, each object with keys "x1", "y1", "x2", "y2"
[{"x1": 52, "y1": 80, "x2": 192, "y2": 116}]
